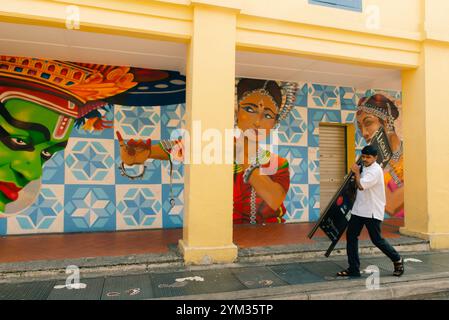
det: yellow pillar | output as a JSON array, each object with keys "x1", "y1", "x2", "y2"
[
  {"x1": 401, "y1": 40, "x2": 449, "y2": 249},
  {"x1": 401, "y1": 0, "x2": 449, "y2": 249},
  {"x1": 178, "y1": 2, "x2": 239, "y2": 264}
]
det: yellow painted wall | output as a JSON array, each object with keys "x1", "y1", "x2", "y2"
[
  {"x1": 400, "y1": 1, "x2": 449, "y2": 249},
  {"x1": 423, "y1": 0, "x2": 449, "y2": 42},
  {"x1": 0, "y1": 0, "x2": 193, "y2": 41},
  {"x1": 238, "y1": 0, "x2": 422, "y2": 39},
  {"x1": 425, "y1": 43, "x2": 449, "y2": 237},
  {"x1": 402, "y1": 53, "x2": 429, "y2": 236},
  {"x1": 0, "y1": 0, "x2": 427, "y2": 68},
  {"x1": 402, "y1": 40, "x2": 449, "y2": 248}
]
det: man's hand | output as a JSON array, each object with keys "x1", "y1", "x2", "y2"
[
  {"x1": 351, "y1": 163, "x2": 361, "y2": 175},
  {"x1": 351, "y1": 163, "x2": 364, "y2": 191},
  {"x1": 117, "y1": 131, "x2": 151, "y2": 165}
]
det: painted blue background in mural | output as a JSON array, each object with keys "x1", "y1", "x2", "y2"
[{"x1": 0, "y1": 217, "x2": 6, "y2": 236}]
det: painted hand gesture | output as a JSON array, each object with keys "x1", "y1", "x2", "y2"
[{"x1": 116, "y1": 131, "x2": 151, "y2": 165}]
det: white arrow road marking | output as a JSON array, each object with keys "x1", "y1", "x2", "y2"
[
  {"x1": 175, "y1": 276, "x2": 205, "y2": 282},
  {"x1": 404, "y1": 258, "x2": 423, "y2": 263},
  {"x1": 106, "y1": 291, "x2": 121, "y2": 297},
  {"x1": 54, "y1": 283, "x2": 87, "y2": 290}
]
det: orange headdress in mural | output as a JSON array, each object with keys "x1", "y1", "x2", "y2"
[{"x1": 0, "y1": 55, "x2": 137, "y2": 119}]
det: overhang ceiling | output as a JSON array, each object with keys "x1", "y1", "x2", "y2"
[{"x1": 0, "y1": 22, "x2": 401, "y2": 90}]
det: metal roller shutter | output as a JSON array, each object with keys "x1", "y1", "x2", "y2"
[{"x1": 319, "y1": 125, "x2": 347, "y2": 214}]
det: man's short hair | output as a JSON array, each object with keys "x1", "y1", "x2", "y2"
[{"x1": 362, "y1": 145, "x2": 378, "y2": 156}]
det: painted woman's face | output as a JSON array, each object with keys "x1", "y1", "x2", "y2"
[
  {"x1": 356, "y1": 110, "x2": 383, "y2": 144},
  {"x1": 236, "y1": 91, "x2": 278, "y2": 141},
  {"x1": 0, "y1": 99, "x2": 73, "y2": 212}
]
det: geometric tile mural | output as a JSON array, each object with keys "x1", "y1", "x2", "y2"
[
  {"x1": 42, "y1": 152, "x2": 65, "y2": 184},
  {"x1": 278, "y1": 146, "x2": 308, "y2": 185},
  {"x1": 116, "y1": 185, "x2": 162, "y2": 230},
  {"x1": 64, "y1": 185, "x2": 116, "y2": 233},
  {"x1": 162, "y1": 183, "x2": 184, "y2": 229},
  {"x1": 114, "y1": 105, "x2": 161, "y2": 141},
  {"x1": 308, "y1": 108, "x2": 342, "y2": 147},
  {"x1": 65, "y1": 139, "x2": 115, "y2": 185},
  {"x1": 308, "y1": 147, "x2": 320, "y2": 185},
  {"x1": 309, "y1": 84, "x2": 340, "y2": 109},
  {"x1": 294, "y1": 82, "x2": 308, "y2": 107},
  {"x1": 283, "y1": 184, "x2": 309, "y2": 222},
  {"x1": 278, "y1": 106, "x2": 307, "y2": 146},
  {"x1": 308, "y1": 184, "x2": 321, "y2": 222},
  {"x1": 1, "y1": 83, "x2": 401, "y2": 235},
  {"x1": 7, "y1": 185, "x2": 64, "y2": 234}
]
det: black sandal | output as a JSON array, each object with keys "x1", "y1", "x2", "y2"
[
  {"x1": 336, "y1": 269, "x2": 361, "y2": 277},
  {"x1": 393, "y1": 258, "x2": 405, "y2": 277}
]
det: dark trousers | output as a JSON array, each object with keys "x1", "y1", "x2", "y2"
[{"x1": 346, "y1": 214, "x2": 401, "y2": 272}]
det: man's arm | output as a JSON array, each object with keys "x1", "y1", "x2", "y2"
[
  {"x1": 351, "y1": 164, "x2": 364, "y2": 191},
  {"x1": 351, "y1": 163, "x2": 379, "y2": 191}
]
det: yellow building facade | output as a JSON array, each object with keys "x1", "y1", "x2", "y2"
[{"x1": 1, "y1": 0, "x2": 448, "y2": 263}]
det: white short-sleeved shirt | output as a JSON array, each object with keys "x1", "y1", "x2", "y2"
[{"x1": 351, "y1": 162, "x2": 386, "y2": 221}]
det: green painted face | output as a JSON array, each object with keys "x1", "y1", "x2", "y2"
[{"x1": 0, "y1": 99, "x2": 73, "y2": 212}]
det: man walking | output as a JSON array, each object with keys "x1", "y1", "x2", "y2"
[{"x1": 337, "y1": 145, "x2": 404, "y2": 277}]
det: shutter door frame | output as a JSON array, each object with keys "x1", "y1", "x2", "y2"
[{"x1": 319, "y1": 124, "x2": 348, "y2": 215}]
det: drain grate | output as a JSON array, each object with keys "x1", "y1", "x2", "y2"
[
  {"x1": 268, "y1": 263, "x2": 324, "y2": 285},
  {"x1": 300, "y1": 261, "x2": 346, "y2": 280},
  {"x1": 47, "y1": 277, "x2": 105, "y2": 300},
  {"x1": 0, "y1": 280, "x2": 56, "y2": 300},
  {"x1": 231, "y1": 267, "x2": 288, "y2": 289},
  {"x1": 151, "y1": 269, "x2": 246, "y2": 298},
  {"x1": 102, "y1": 274, "x2": 154, "y2": 300}
]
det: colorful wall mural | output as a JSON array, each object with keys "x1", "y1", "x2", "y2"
[
  {"x1": 355, "y1": 94, "x2": 404, "y2": 217},
  {"x1": 0, "y1": 55, "x2": 403, "y2": 236},
  {"x1": 0, "y1": 55, "x2": 186, "y2": 235},
  {"x1": 118, "y1": 78, "x2": 296, "y2": 225},
  {"x1": 232, "y1": 79, "x2": 294, "y2": 224},
  {"x1": 268, "y1": 83, "x2": 403, "y2": 222}
]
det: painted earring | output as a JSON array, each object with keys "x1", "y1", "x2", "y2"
[
  {"x1": 386, "y1": 103, "x2": 395, "y2": 133},
  {"x1": 387, "y1": 117, "x2": 395, "y2": 133}
]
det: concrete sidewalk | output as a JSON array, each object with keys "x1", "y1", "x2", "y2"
[
  {"x1": 1, "y1": 249, "x2": 448, "y2": 300},
  {"x1": 0, "y1": 233, "x2": 429, "y2": 281}
]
